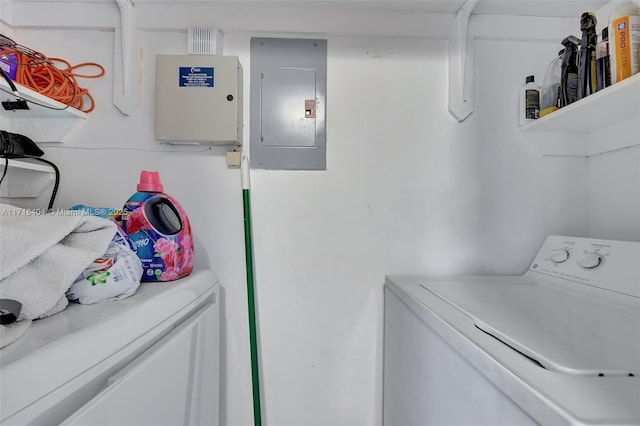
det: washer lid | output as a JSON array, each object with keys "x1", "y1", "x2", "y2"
[{"x1": 421, "y1": 282, "x2": 640, "y2": 376}]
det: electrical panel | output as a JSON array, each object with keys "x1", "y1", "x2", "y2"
[
  {"x1": 155, "y1": 55, "x2": 242, "y2": 145},
  {"x1": 250, "y1": 38, "x2": 327, "y2": 170}
]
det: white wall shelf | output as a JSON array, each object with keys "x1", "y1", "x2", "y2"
[
  {"x1": 0, "y1": 79, "x2": 86, "y2": 143},
  {"x1": 0, "y1": 158, "x2": 55, "y2": 198},
  {"x1": 518, "y1": 73, "x2": 640, "y2": 157}
]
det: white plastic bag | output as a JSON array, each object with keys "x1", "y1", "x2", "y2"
[{"x1": 66, "y1": 228, "x2": 143, "y2": 304}]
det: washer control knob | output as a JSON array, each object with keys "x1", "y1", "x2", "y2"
[
  {"x1": 578, "y1": 253, "x2": 602, "y2": 269},
  {"x1": 550, "y1": 249, "x2": 570, "y2": 264}
]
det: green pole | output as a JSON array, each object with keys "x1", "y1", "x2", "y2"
[{"x1": 242, "y1": 156, "x2": 262, "y2": 426}]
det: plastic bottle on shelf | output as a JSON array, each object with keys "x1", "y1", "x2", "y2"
[
  {"x1": 519, "y1": 75, "x2": 540, "y2": 125},
  {"x1": 596, "y1": 27, "x2": 612, "y2": 91},
  {"x1": 560, "y1": 35, "x2": 580, "y2": 107},
  {"x1": 609, "y1": 0, "x2": 640, "y2": 83},
  {"x1": 578, "y1": 11, "x2": 598, "y2": 100},
  {"x1": 541, "y1": 49, "x2": 563, "y2": 117}
]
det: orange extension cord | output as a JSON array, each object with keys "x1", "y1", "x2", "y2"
[{"x1": 0, "y1": 49, "x2": 105, "y2": 113}]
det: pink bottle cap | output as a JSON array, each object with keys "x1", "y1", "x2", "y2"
[{"x1": 137, "y1": 170, "x2": 164, "y2": 193}]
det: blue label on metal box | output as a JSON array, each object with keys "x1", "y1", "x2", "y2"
[{"x1": 179, "y1": 66, "x2": 214, "y2": 87}]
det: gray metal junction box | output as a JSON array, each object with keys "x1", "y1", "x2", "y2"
[{"x1": 155, "y1": 55, "x2": 242, "y2": 145}]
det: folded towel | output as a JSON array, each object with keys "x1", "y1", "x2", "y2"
[{"x1": 0, "y1": 204, "x2": 116, "y2": 341}]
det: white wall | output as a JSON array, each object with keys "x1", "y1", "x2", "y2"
[
  {"x1": 587, "y1": 142, "x2": 640, "y2": 241},
  {"x1": 6, "y1": 4, "x2": 636, "y2": 425}
]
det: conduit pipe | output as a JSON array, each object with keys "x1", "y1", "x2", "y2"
[
  {"x1": 241, "y1": 146, "x2": 262, "y2": 426},
  {"x1": 113, "y1": 0, "x2": 141, "y2": 115}
]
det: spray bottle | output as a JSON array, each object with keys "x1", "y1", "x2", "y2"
[
  {"x1": 578, "y1": 12, "x2": 598, "y2": 100},
  {"x1": 541, "y1": 49, "x2": 564, "y2": 117},
  {"x1": 560, "y1": 35, "x2": 580, "y2": 107}
]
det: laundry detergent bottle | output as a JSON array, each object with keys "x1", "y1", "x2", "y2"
[{"x1": 121, "y1": 171, "x2": 194, "y2": 282}]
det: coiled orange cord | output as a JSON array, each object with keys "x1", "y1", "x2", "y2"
[{"x1": 0, "y1": 49, "x2": 105, "y2": 113}]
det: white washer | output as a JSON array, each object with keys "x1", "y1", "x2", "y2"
[
  {"x1": 1, "y1": 270, "x2": 220, "y2": 426},
  {"x1": 384, "y1": 236, "x2": 640, "y2": 426}
]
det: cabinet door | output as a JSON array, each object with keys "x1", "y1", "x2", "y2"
[
  {"x1": 60, "y1": 303, "x2": 217, "y2": 426},
  {"x1": 187, "y1": 299, "x2": 220, "y2": 426}
]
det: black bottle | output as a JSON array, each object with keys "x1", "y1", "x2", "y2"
[
  {"x1": 578, "y1": 12, "x2": 598, "y2": 99},
  {"x1": 560, "y1": 36, "x2": 580, "y2": 107},
  {"x1": 596, "y1": 27, "x2": 611, "y2": 91}
]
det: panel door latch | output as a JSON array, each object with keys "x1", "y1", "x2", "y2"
[{"x1": 305, "y1": 99, "x2": 315, "y2": 118}]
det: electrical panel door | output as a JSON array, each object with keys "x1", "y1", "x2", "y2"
[
  {"x1": 250, "y1": 38, "x2": 327, "y2": 170},
  {"x1": 260, "y1": 68, "x2": 317, "y2": 148}
]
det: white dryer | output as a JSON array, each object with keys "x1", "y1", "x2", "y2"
[
  {"x1": 384, "y1": 236, "x2": 640, "y2": 425},
  {"x1": 1, "y1": 270, "x2": 220, "y2": 426}
]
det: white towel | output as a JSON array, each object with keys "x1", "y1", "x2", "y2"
[{"x1": 0, "y1": 204, "x2": 116, "y2": 346}]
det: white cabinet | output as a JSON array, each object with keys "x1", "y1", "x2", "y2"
[
  {"x1": 517, "y1": 50, "x2": 640, "y2": 157},
  {"x1": 0, "y1": 79, "x2": 76, "y2": 201},
  {"x1": 0, "y1": 79, "x2": 86, "y2": 144},
  {"x1": 61, "y1": 303, "x2": 219, "y2": 426},
  {"x1": 0, "y1": 158, "x2": 55, "y2": 198},
  {"x1": 0, "y1": 271, "x2": 220, "y2": 426}
]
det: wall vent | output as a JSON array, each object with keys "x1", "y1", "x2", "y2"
[{"x1": 188, "y1": 27, "x2": 222, "y2": 55}]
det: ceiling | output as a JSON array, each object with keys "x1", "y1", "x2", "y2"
[
  {"x1": 7, "y1": 0, "x2": 612, "y2": 18},
  {"x1": 141, "y1": 0, "x2": 611, "y2": 18}
]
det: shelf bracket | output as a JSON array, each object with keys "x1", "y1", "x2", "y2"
[
  {"x1": 113, "y1": 0, "x2": 142, "y2": 115},
  {"x1": 448, "y1": 0, "x2": 478, "y2": 122}
]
